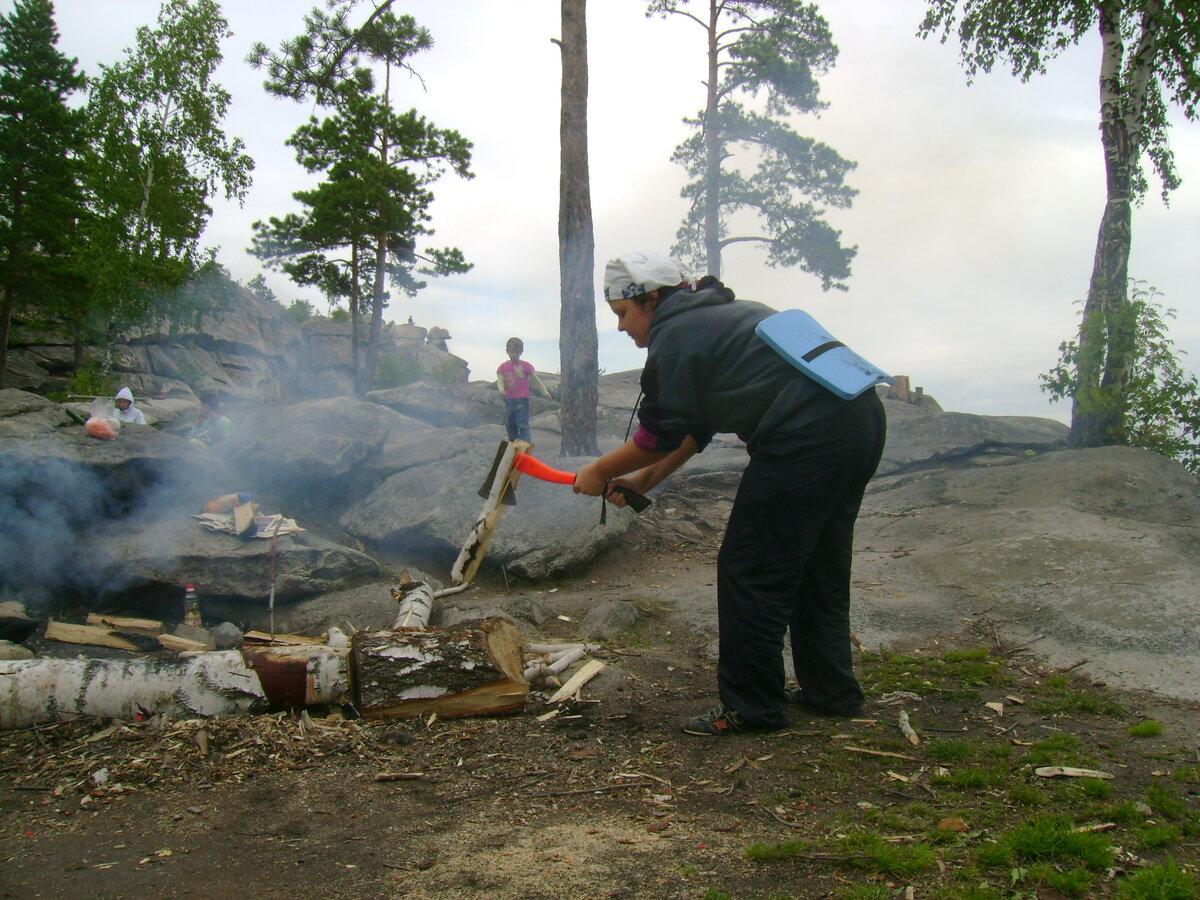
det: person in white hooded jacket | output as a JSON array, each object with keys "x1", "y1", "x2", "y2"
[{"x1": 113, "y1": 387, "x2": 146, "y2": 425}]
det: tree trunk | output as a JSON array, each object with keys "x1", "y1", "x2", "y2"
[
  {"x1": 363, "y1": 235, "x2": 387, "y2": 396},
  {"x1": 0, "y1": 294, "x2": 11, "y2": 391},
  {"x1": 1069, "y1": 7, "x2": 1141, "y2": 448},
  {"x1": 557, "y1": 0, "x2": 600, "y2": 456},
  {"x1": 351, "y1": 241, "x2": 362, "y2": 390},
  {"x1": 702, "y1": 0, "x2": 723, "y2": 278}
]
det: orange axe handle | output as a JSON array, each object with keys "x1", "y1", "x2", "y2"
[
  {"x1": 513, "y1": 453, "x2": 576, "y2": 484},
  {"x1": 512, "y1": 453, "x2": 652, "y2": 512}
]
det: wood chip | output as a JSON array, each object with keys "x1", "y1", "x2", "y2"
[{"x1": 1034, "y1": 765, "x2": 1113, "y2": 779}]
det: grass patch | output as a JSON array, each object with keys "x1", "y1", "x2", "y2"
[
  {"x1": 1127, "y1": 719, "x2": 1165, "y2": 737},
  {"x1": 746, "y1": 830, "x2": 936, "y2": 879},
  {"x1": 1116, "y1": 860, "x2": 1197, "y2": 899},
  {"x1": 977, "y1": 814, "x2": 1114, "y2": 870},
  {"x1": 1035, "y1": 675, "x2": 1126, "y2": 716}
]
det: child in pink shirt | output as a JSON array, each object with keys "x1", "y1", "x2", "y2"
[{"x1": 496, "y1": 337, "x2": 550, "y2": 442}]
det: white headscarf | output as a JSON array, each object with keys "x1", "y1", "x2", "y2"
[{"x1": 603, "y1": 252, "x2": 691, "y2": 301}]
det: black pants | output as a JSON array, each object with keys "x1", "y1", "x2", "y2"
[{"x1": 715, "y1": 390, "x2": 886, "y2": 727}]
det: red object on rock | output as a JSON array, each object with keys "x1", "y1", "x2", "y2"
[{"x1": 85, "y1": 417, "x2": 117, "y2": 440}]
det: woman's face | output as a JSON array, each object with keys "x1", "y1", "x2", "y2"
[{"x1": 609, "y1": 295, "x2": 655, "y2": 349}]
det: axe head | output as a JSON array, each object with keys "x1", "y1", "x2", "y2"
[{"x1": 476, "y1": 441, "x2": 517, "y2": 504}]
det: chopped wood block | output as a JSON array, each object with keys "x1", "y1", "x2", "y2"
[
  {"x1": 156, "y1": 633, "x2": 211, "y2": 652},
  {"x1": 548, "y1": 658, "x2": 606, "y2": 703},
  {"x1": 45, "y1": 619, "x2": 142, "y2": 652},
  {"x1": 86, "y1": 614, "x2": 165, "y2": 636},
  {"x1": 243, "y1": 630, "x2": 324, "y2": 645},
  {"x1": 173, "y1": 623, "x2": 216, "y2": 650},
  {"x1": 353, "y1": 617, "x2": 527, "y2": 720}
]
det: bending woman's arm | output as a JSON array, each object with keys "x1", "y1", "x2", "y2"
[{"x1": 573, "y1": 435, "x2": 699, "y2": 500}]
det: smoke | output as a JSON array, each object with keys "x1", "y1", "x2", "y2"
[
  {"x1": 0, "y1": 444, "x2": 234, "y2": 615},
  {"x1": 0, "y1": 456, "x2": 116, "y2": 613}
]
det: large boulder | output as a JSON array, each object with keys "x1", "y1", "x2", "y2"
[
  {"x1": 82, "y1": 515, "x2": 381, "y2": 622},
  {"x1": 0, "y1": 391, "x2": 376, "y2": 619},
  {"x1": 877, "y1": 398, "x2": 1069, "y2": 475},
  {"x1": 366, "y1": 381, "x2": 554, "y2": 430},
  {"x1": 224, "y1": 397, "x2": 430, "y2": 517},
  {"x1": 338, "y1": 428, "x2": 638, "y2": 581}
]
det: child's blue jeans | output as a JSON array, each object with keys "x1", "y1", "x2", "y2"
[{"x1": 503, "y1": 397, "x2": 531, "y2": 442}]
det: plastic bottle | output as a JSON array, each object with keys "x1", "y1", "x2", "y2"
[{"x1": 183, "y1": 585, "x2": 201, "y2": 627}]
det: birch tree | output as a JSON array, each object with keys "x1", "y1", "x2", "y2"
[
  {"x1": 81, "y1": 0, "x2": 252, "y2": 353},
  {"x1": 919, "y1": 0, "x2": 1200, "y2": 448}
]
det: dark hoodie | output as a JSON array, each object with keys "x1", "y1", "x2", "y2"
[{"x1": 634, "y1": 286, "x2": 844, "y2": 459}]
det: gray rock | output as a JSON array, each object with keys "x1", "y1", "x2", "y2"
[
  {"x1": 339, "y1": 429, "x2": 637, "y2": 581},
  {"x1": 579, "y1": 600, "x2": 639, "y2": 640},
  {"x1": 80, "y1": 515, "x2": 380, "y2": 620},
  {"x1": 432, "y1": 594, "x2": 552, "y2": 630},
  {"x1": 366, "y1": 381, "x2": 509, "y2": 430},
  {"x1": 877, "y1": 397, "x2": 1069, "y2": 476},
  {"x1": 0, "y1": 642, "x2": 35, "y2": 661},
  {"x1": 210, "y1": 621, "x2": 244, "y2": 650}
]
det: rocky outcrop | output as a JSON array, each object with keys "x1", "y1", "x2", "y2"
[
  {"x1": 2, "y1": 283, "x2": 469, "y2": 402},
  {"x1": 0, "y1": 376, "x2": 1083, "y2": 627}
]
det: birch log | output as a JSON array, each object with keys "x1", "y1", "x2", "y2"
[
  {"x1": 354, "y1": 617, "x2": 527, "y2": 720},
  {"x1": 450, "y1": 439, "x2": 531, "y2": 585},
  {"x1": 391, "y1": 576, "x2": 436, "y2": 630},
  {"x1": 0, "y1": 645, "x2": 351, "y2": 730}
]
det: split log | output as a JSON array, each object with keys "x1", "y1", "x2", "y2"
[
  {"x1": 353, "y1": 617, "x2": 527, "y2": 720},
  {"x1": 86, "y1": 614, "x2": 165, "y2": 637},
  {"x1": 243, "y1": 630, "x2": 323, "y2": 645},
  {"x1": 0, "y1": 645, "x2": 351, "y2": 729},
  {"x1": 547, "y1": 659, "x2": 606, "y2": 703},
  {"x1": 450, "y1": 439, "x2": 531, "y2": 585},
  {"x1": 45, "y1": 619, "x2": 143, "y2": 652}
]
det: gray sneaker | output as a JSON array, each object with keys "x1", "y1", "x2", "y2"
[{"x1": 681, "y1": 704, "x2": 748, "y2": 736}]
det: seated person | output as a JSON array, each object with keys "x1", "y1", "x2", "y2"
[{"x1": 113, "y1": 387, "x2": 146, "y2": 425}]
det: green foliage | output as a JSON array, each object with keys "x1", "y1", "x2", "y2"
[
  {"x1": 328, "y1": 307, "x2": 350, "y2": 323},
  {"x1": 426, "y1": 358, "x2": 463, "y2": 385},
  {"x1": 1127, "y1": 719, "x2": 1165, "y2": 738},
  {"x1": 924, "y1": 739, "x2": 974, "y2": 763},
  {"x1": 373, "y1": 351, "x2": 421, "y2": 390},
  {"x1": 0, "y1": 0, "x2": 87, "y2": 384},
  {"x1": 1145, "y1": 783, "x2": 1188, "y2": 820},
  {"x1": 918, "y1": 2, "x2": 1198, "y2": 203},
  {"x1": 1116, "y1": 859, "x2": 1197, "y2": 899},
  {"x1": 74, "y1": 0, "x2": 252, "y2": 348},
  {"x1": 1042, "y1": 284, "x2": 1200, "y2": 472},
  {"x1": 287, "y1": 299, "x2": 315, "y2": 324},
  {"x1": 66, "y1": 361, "x2": 112, "y2": 398},
  {"x1": 246, "y1": 274, "x2": 277, "y2": 303},
  {"x1": 649, "y1": 0, "x2": 856, "y2": 287},
  {"x1": 1133, "y1": 823, "x2": 1183, "y2": 850},
  {"x1": 248, "y1": 5, "x2": 472, "y2": 393},
  {"x1": 747, "y1": 831, "x2": 935, "y2": 878},
  {"x1": 1172, "y1": 764, "x2": 1200, "y2": 784},
  {"x1": 831, "y1": 886, "x2": 892, "y2": 900}
]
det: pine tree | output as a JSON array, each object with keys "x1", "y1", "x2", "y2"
[{"x1": 0, "y1": 0, "x2": 86, "y2": 388}]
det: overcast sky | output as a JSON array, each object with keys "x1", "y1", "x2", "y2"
[{"x1": 30, "y1": 0, "x2": 1200, "y2": 422}]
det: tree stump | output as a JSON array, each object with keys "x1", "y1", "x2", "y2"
[{"x1": 353, "y1": 617, "x2": 527, "y2": 720}]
